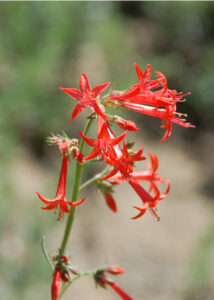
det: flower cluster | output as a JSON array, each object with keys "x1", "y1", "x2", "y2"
[{"x1": 37, "y1": 62, "x2": 194, "y2": 221}]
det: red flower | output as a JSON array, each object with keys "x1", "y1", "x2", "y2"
[
  {"x1": 98, "y1": 123, "x2": 169, "y2": 219},
  {"x1": 123, "y1": 101, "x2": 194, "y2": 142},
  {"x1": 103, "y1": 142, "x2": 145, "y2": 180},
  {"x1": 60, "y1": 74, "x2": 110, "y2": 122},
  {"x1": 133, "y1": 62, "x2": 161, "y2": 92},
  {"x1": 51, "y1": 268, "x2": 61, "y2": 300},
  {"x1": 36, "y1": 154, "x2": 85, "y2": 220},
  {"x1": 79, "y1": 125, "x2": 127, "y2": 161},
  {"x1": 107, "y1": 63, "x2": 195, "y2": 142},
  {"x1": 128, "y1": 177, "x2": 170, "y2": 220},
  {"x1": 107, "y1": 282, "x2": 133, "y2": 300},
  {"x1": 108, "y1": 153, "x2": 170, "y2": 220},
  {"x1": 112, "y1": 153, "x2": 169, "y2": 193},
  {"x1": 94, "y1": 268, "x2": 133, "y2": 300}
]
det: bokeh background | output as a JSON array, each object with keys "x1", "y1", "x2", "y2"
[{"x1": 0, "y1": 2, "x2": 214, "y2": 300}]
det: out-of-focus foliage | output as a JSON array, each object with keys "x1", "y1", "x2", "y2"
[
  {"x1": 0, "y1": 2, "x2": 214, "y2": 300},
  {"x1": 1, "y1": 2, "x2": 214, "y2": 160}
]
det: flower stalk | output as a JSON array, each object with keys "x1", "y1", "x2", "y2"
[{"x1": 59, "y1": 118, "x2": 93, "y2": 257}]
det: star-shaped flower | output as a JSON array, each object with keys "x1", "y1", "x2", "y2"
[{"x1": 60, "y1": 74, "x2": 111, "y2": 122}]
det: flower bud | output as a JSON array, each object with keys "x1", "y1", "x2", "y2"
[
  {"x1": 113, "y1": 115, "x2": 139, "y2": 131},
  {"x1": 59, "y1": 141, "x2": 69, "y2": 153},
  {"x1": 106, "y1": 266, "x2": 125, "y2": 275},
  {"x1": 51, "y1": 268, "x2": 61, "y2": 300},
  {"x1": 61, "y1": 269, "x2": 71, "y2": 283}
]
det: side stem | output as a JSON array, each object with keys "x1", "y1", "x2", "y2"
[{"x1": 59, "y1": 118, "x2": 93, "y2": 256}]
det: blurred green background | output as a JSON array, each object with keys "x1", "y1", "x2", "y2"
[{"x1": 0, "y1": 2, "x2": 214, "y2": 300}]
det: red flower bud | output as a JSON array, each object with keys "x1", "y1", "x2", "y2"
[
  {"x1": 61, "y1": 269, "x2": 71, "y2": 283},
  {"x1": 51, "y1": 268, "x2": 61, "y2": 300},
  {"x1": 61, "y1": 255, "x2": 69, "y2": 263},
  {"x1": 106, "y1": 266, "x2": 125, "y2": 275},
  {"x1": 113, "y1": 115, "x2": 139, "y2": 131},
  {"x1": 73, "y1": 147, "x2": 84, "y2": 163},
  {"x1": 59, "y1": 141, "x2": 69, "y2": 153}
]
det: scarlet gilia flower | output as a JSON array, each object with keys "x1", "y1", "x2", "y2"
[
  {"x1": 97, "y1": 121, "x2": 169, "y2": 220},
  {"x1": 79, "y1": 124, "x2": 127, "y2": 161},
  {"x1": 51, "y1": 268, "x2": 61, "y2": 300},
  {"x1": 103, "y1": 141, "x2": 145, "y2": 180},
  {"x1": 105, "y1": 63, "x2": 195, "y2": 142},
  {"x1": 60, "y1": 73, "x2": 110, "y2": 122},
  {"x1": 128, "y1": 177, "x2": 169, "y2": 220},
  {"x1": 94, "y1": 268, "x2": 133, "y2": 300},
  {"x1": 123, "y1": 102, "x2": 194, "y2": 142},
  {"x1": 105, "y1": 150, "x2": 169, "y2": 220},
  {"x1": 112, "y1": 153, "x2": 170, "y2": 193},
  {"x1": 36, "y1": 154, "x2": 85, "y2": 220}
]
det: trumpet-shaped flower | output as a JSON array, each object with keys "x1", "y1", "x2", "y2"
[
  {"x1": 123, "y1": 101, "x2": 195, "y2": 142},
  {"x1": 112, "y1": 153, "x2": 169, "y2": 193},
  {"x1": 36, "y1": 154, "x2": 85, "y2": 220},
  {"x1": 105, "y1": 63, "x2": 195, "y2": 142}
]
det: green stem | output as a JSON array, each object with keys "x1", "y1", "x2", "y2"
[
  {"x1": 41, "y1": 236, "x2": 54, "y2": 270},
  {"x1": 59, "y1": 269, "x2": 96, "y2": 298},
  {"x1": 79, "y1": 166, "x2": 109, "y2": 192},
  {"x1": 59, "y1": 118, "x2": 93, "y2": 256}
]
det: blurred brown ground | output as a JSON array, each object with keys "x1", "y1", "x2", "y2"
[{"x1": 2, "y1": 134, "x2": 212, "y2": 300}]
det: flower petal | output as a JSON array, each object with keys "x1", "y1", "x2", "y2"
[
  {"x1": 42, "y1": 203, "x2": 58, "y2": 210},
  {"x1": 108, "y1": 130, "x2": 128, "y2": 146},
  {"x1": 92, "y1": 81, "x2": 111, "y2": 98},
  {"x1": 78, "y1": 131, "x2": 97, "y2": 147},
  {"x1": 80, "y1": 73, "x2": 90, "y2": 92},
  {"x1": 104, "y1": 192, "x2": 117, "y2": 213},
  {"x1": 59, "y1": 88, "x2": 81, "y2": 101},
  {"x1": 107, "y1": 281, "x2": 133, "y2": 300},
  {"x1": 36, "y1": 192, "x2": 56, "y2": 205},
  {"x1": 67, "y1": 197, "x2": 86, "y2": 207},
  {"x1": 70, "y1": 103, "x2": 85, "y2": 123}
]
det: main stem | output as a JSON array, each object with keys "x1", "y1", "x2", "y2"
[{"x1": 59, "y1": 118, "x2": 93, "y2": 256}]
